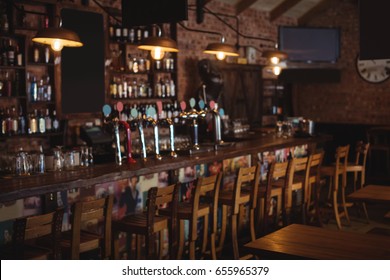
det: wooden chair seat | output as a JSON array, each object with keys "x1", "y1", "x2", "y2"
[
  {"x1": 218, "y1": 190, "x2": 250, "y2": 205},
  {"x1": 112, "y1": 214, "x2": 168, "y2": 235}
]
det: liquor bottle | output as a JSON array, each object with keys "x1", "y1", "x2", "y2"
[
  {"x1": 1, "y1": 14, "x2": 9, "y2": 33},
  {"x1": 16, "y1": 44, "x2": 23, "y2": 66},
  {"x1": 44, "y1": 46, "x2": 50, "y2": 63},
  {"x1": 4, "y1": 71, "x2": 12, "y2": 97},
  {"x1": 170, "y1": 79, "x2": 176, "y2": 97},
  {"x1": 5, "y1": 107, "x2": 11, "y2": 135},
  {"x1": 10, "y1": 106, "x2": 18, "y2": 135},
  {"x1": 136, "y1": 27, "x2": 142, "y2": 43},
  {"x1": 129, "y1": 28, "x2": 135, "y2": 43},
  {"x1": 38, "y1": 109, "x2": 46, "y2": 134},
  {"x1": 44, "y1": 108, "x2": 52, "y2": 132},
  {"x1": 7, "y1": 39, "x2": 15, "y2": 66},
  {"x1": 29, "y1": 110, "x2": 38, "y2": 134},
  {"x1": 115, "y1": 23, "x2": 122, "y2": 42},
  {"x1": 0, "y1": 108, "x2": 6, "y2": 135},
  {"x1": 52, "y1": 110, "x2": 60, "y2": 132},
  {"x1": 1, "y1": 39, "x2": 8, "y2": 66},
  {"x1": 30, "y1": 75, "x2": 38, "y2": 101},
  {"x1": 32, "y1": 43, "x2": 40, "y2": 63},
  {"x1": 18, "y1": 106, "x2": 26, "y2": 134},
  {"x1": 110, "y1": 77, "x2": 117, "y2": 98},
  {"x1": 38, "y1": 78, "x2": 44, "y2": 101},
  {"x1": 122, "y1": 26, "x2": 128, "y2": 43}
]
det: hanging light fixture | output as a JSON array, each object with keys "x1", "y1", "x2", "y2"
[
  {"x1": 262, "y1": 49, "x2": 288, "y2": 65},
  {"x1": 32, "y1": 19, "x2": 83, "y2": 52},
  {"x1": 138, "y1": 25, "x2": 179, "y2": 60},
  {"x1": 203, "y1": 37, "x2": 239, "y2": 60}
]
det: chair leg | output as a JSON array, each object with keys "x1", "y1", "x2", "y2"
[
  {"x1": 230, "y1": 213, "x2": 240, "y2": 260},
  {"x1": 333, "y1": 192, "x2": 342, "y2": 230},
  {"x1": 217, "y1": 205, "x2": 227, "y2": 255},
  {"x1": 201, "y1": 215, "x2": 209, "y2": 257},
  {"x1": 361, "y1": 202, "x2": 370, "y2": 223},
  {"x1": 249, "y1": 208, "x2": 256, "y2": 242},
  {"x1": 158, "y1": 231, "x2": 164, "y2": 259},
  {"x1": 188, "y1": 217, "x2": 197, "y2": 260},
  {"x1": 210, "y1": 232, "x2": 217, "y2": 260},
  {"x1": 177, "y1": 219, "x2": 185, "y2": 259},
  {"x1": 341, "y1": 187, "x2": 351, "y2": 225}
]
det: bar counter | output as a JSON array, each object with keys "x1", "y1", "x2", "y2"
[{"x1": 0, "y1": 133, "x2": 331, "y2": 203}]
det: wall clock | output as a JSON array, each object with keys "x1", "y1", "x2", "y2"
[{"x1": 356, "y1": 55, "x2": 390, "y2": 83}]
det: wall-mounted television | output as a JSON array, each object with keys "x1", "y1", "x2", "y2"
[
  {"x1": 122, "y1": 0, "x2": 188, "y2": 27},
  {"x1": 279, "y1": 26, "x2": 340, "y2": 63}
]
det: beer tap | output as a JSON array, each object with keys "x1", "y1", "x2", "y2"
[
  {"x1": 102, "y1": 102, "x2": 136, "y2": 165},
  {"x1": 180, "y1": 98, "x2": 206, "y2": 150},
  {"x1": 156, "y1": 101, "x2": 177, "y2": 158},
  {"x1": 144, "y1": 106, "x2": 162, "y2": 161},
  {"x1": 208, "y1": 100, "x2": 224, "y2": 150}
]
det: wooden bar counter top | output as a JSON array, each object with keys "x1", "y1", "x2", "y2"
[{"x1": 0, "y1": 133, "x2": 331, "y2": 203}]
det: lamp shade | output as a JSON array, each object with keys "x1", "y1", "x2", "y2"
[
  {"x1": 204, "y1": 42, "x2": 239, "y2": 60},
  {"x1": 138, "y1": 36, "x2": 178, "y2": 60},
  {"x1": 32, "y1": 27, "x2": 83, "y2": 51},
  {"x1": 262, "y1": 50, "x2": 288, "y2": 64}
]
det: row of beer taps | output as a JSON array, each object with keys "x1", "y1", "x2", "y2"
[{"x1": 102, "y1": 86, "x2": 224, "y2": 165}]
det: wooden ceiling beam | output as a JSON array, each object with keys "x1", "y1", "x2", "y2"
[
  {"x1": 297, "y1": 0, "x2": 332, "y2": 25},
  {"x1": 270, "y1": 0, "x2": 302, "y2": 21},
  {"x1": 235, "y1": 0, "x2": 258, "y2": 15}
]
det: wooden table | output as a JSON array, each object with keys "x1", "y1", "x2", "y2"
[
  {"x1": 244, "y1": 224, "x2": 390, "y2": 259},
  {"x1": 347, "y1": 185, "x2": 390, "y2": 204}
]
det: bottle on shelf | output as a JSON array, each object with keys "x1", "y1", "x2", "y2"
[
  {"x1": 28, "y1": 110, "x2": 38, "y2": 134},
  {"x1": 0, "y1": 108, "x2": 6, "y2": 135},
  {"x1": 32, "y1": 43, "x2": 40, "y2": 63},
  {"x1": 30, "y1": 75, "x2": 38, "y2": 102},
  {"x1": 52, "y1": 109, "x2": 60, "y2": 132},
  {"x1": 18, "y1": 105, "x2": 26, "y2": 134},
  {"x1": 7, "y1": 39, "x2": 15, "y2": 66},
  {"x1": 44, "y1": 108, "x2": 52, "y2": 132},
  {"x1": 38, "y1": 109, "x2": 46, "y2": 134},
  {"x1": 10, "y1": 106, "x2": 18, "y2": 135}
]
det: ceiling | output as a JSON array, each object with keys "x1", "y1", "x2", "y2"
[{"x1": 207, "y1": 0, "x2": 338, "y2": 25}]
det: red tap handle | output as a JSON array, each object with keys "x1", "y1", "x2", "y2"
[{"x1": 118, "y1": 121, "x2": 136, "y2": 164}]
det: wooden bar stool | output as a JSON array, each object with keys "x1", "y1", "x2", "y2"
[
  {"x1": 320, "y1": 145, "x2": 351, "y2": 229},
  {"x1": 60, "y1": 194, "x2": 114, "y2": 259},
  {"x1": 304, "y1": 151, "x2": 324, "y2": 226},
  {"x1": 218, "y1": 163, "x2": 260, "y2": 260},
  {"x1": 283, "y1": 156, "x2": 309, "y2": 226},
  {"x1": 346, "y1": 141, "x2": 370, "y2": 222},
  {"x1": 257, "y1": 161, "x2": 289, "y2": 236},
  {"x1": 112, "y1": 183, "x2": 179, "y2": 259},
  {"x1": 163, "y1": 173, "x2": 222, "y2": 260},
  {"x1": 1, "y1": 208, "x2": 64, "y2": 260}
]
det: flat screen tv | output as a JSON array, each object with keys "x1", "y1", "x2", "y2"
[
  {"x1": 122, "y1": 0, "x2": 188, "y2": 27},
  {"x1": 279, "y1": 26, "x2": 340, "y2": 63}
]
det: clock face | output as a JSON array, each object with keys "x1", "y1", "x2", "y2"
[{"x1": 356, "y1": 55, "x2": 390, "y2": 83}]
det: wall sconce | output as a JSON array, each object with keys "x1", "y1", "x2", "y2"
[
  {"x1": 138, "y1": 25, "x2": 179, "y2": 60},
  {"x1": 204, "y1": 37, "x2": 239, "y2": 60},
  {"x1": 32, "y1": 19, "x2": 83, "y2": 52}
]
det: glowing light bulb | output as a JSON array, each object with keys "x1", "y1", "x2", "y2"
[
  {"x1": 270, "y1": 56, "x2": 280, "y2": 65},
  {"x1": 215, "y1": 52, "x2": 226, "y2": 60},
  {"x1": 272, "y1": 66, "x2": 282, "y2": 76},
  {"x1": 151, "y1": 47, "x2": 165, "y2": 60},
  {"x1": 51, "y1": 39, "x2": 64, "y2": 52}
]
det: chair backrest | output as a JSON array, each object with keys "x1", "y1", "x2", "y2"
[
  {"x1": 261, "y1": 161, "x2": 289, "y2": 233},
  {"x1": 285, "y1": 156, "x2": 309, "y2": 213},
  {"x1": 146, "y1": 183, "x2": 179, "y2": 231},
  {"x1": 305, "y1": 151, "x2": 324, "y2": 205},
  {"x1": 70, "y1": 194, "x2": 113, "y2": 259},
  {"x1": 190, "y1": 172, "x2": 222, "y2": 221},
  {"x1": 13, "y1": 208, "x2": 64, "y2": 259},
  {"x1": 354, "y1": 141, "x2": 370, "y2": 166},
  {"x1": 233, "y1": 163, "x2": 260, "y2": 214},
  {"x1": 333, "y1": 145, "x2": 350, "y2": 191}
]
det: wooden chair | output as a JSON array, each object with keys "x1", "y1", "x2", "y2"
[
  {"x1": 304, "y1": 151, "x2": 325, "y2": 226},
  {"x1": 60, "y1": 194, "x2": 114, "y2": 259},
  {"x1": 218, "y1": 163, "x2": 260, "y2": 260},
  {"x1": 112, "y1": 183, "x2": 179, "y2": 260},
  {"x1": 167, "y1": 173, "x2": 222, "y2": 260},
  {"x1": 346, "y1": 141, "x2": 370, "y2": 222},
  {"x1": 257, "y1": 161, "x2": 289, "y2": 236},
  {"x1": 1, "y1": 208, "x2": 64, "y2": 260},
  {"x1": 320, "y1": 145, "x2": 351, "y2": 229},
  {"x1": 283, "y1": 156, "x2": 309, "y2": 226}
]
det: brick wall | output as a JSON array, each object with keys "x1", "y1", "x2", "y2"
[{"x1": 293, "y1": 1, "x2": 390, "y2": 125}]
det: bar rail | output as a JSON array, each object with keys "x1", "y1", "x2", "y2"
[{"x1": 0, "y1": 134, "x2": 331, "y2": 203}]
